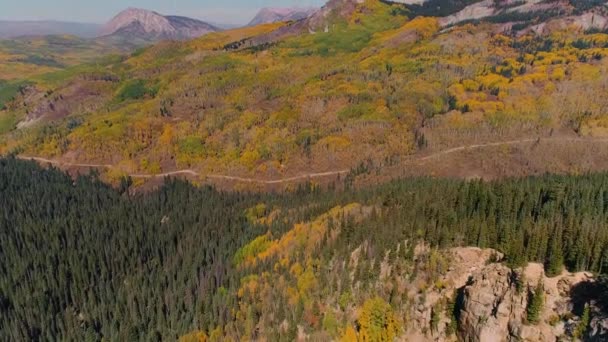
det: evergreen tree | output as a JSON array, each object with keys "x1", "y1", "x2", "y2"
[
  {"x1": 527, "y1": 282, "x2": 544, "y2": 324},
  {"x1": 545, "y1": 229, "x2": 564, "y2": 277}
]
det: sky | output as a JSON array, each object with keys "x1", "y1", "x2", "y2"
[{"x1": 0, "y1": 0, "x2": 326, "y2": 25}]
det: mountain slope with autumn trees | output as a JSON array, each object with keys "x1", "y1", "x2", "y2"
[
  {"x1": 5, "y1": 1, "x2": 608, "y2": 341},
  {"x1": 2, "y1": 0, "x2": 608, "y2": 185}
]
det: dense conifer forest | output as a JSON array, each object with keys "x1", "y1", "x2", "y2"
[{"x1": 2, "y1": 157, "x2": 608, "y2": 340}]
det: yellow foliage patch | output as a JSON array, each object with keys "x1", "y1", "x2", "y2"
[
  {"x1": 179, "y1": 331, "x2": 208, "y2": 342},
  {"x1": 318, "y1": 136, "x2": 352, "y2": 152},
  {"x1": 237, "y1": 204, "x2": 365, "y2": 268},
  {"x1": 356, "y1": 297, "x2": 399, "y2": 341},
  {"x1": 188, "y1": 23, "x2": 285, "y2": 50},
  {"x1": 581, "y1": 116, "x2": 608, "y2": 137}
]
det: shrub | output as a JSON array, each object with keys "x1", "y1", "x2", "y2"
[
  {"x1": 233, "y1": 234, "x2": 272, "y2": 266},
  {"x1": 357, "y1": 297, "x2": 399, "y2": 341},
  {"x1": 0, "y1": 113, "x2": 16, "y2": 134},
  {"x1": 573, "y1": 305, "x2": 591, "y2": 339},
  {"x1": 116, "y1": 80, "x2": 156, "y2": 101},
  {"x1": 178, "y1": 136, "x2": 205, "y2": 157},
  {"x1": 0, "y1": 81, "x2": 29, "y2": 109},
  {"x1": 322, "y1": 311, "x2": 340, "y2": 337},
  {"x1": 337, "y1": 103, "x2": 374, "y2": 120}
]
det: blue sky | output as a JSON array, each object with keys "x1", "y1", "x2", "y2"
[{"x1": 0, "y1": 0, "x2": 326, "y2": 25}]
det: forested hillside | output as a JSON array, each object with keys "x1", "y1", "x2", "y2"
[{"x1": 2, "y1": 157, "x2": 608, "y2": 340}]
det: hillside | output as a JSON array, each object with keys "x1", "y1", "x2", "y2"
[
  {"x1": 2, "y1": 157, "x2": 608, "y2": 341},
  {"x1": 6, "y1": 1, "x2": 608, "y2": 340},
  {"x1": 2, "y1": 0, "x2": 608, "y2": 187},
  {"x1": 0, "y1": 35, "x2": 132, "y2": 83}
]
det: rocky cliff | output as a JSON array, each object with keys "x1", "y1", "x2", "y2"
[
  {"x1": 457, "y1": 263, "x2": 594, "y2": 341},
  {"x1": 403, "y1": 247, "x2": 606, "y2": 341}
]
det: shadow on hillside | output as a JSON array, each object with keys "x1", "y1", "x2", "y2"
[
  {"x1": 570, "y1": 277, "x2": 608, "y2": 315},
  {"x1": 570, "y1": 276, "x2": 608, "y2": 340}
]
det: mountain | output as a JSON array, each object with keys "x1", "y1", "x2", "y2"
[
  {"x1": 248, "y1": 7, "x2": 318, "y2": 26},
  {"x1": 0, "y1": 20, "x2": 100, "y2": 39},
  {"x1": 100, "y1": 8, "x2": 219, "y2": 40},
  {"x1": 7, "y1": 1, "x2": 608, "y2": 341}
]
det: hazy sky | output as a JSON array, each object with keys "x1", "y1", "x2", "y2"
[{"x1": 0, "y1": 0, "x2": 326, "y2": 25}]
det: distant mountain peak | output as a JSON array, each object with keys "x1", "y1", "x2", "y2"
[
  {"x1": 248, "y1": 7, "x2": 318, "y2": 26},
  {"x1": 101, "y1": 8, "x2": 218, "y2": 41}
]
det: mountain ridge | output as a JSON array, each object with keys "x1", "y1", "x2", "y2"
[{"x1": 248, "y1": 7, "x2": 319, "y2": 26}]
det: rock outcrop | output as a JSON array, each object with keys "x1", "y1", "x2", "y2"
[
  {"x1": 457, "y1": 262, "x2": 594, "y2": 341},
  {"x1": 401, "y1": 246, "x2": 604, "y2": 341},
  {"x1": 402, "y1": 247, "x2": 503, "y2": 341},
  {"x1": 458, "y1": 263, "x2": 523, "y2": 341},
  {"x1": 306, "y1": 0, "x2": 364, "y2": 32}
]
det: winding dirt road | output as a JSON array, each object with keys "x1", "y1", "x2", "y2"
[
  {"x1": 16, "y1": 137, "x2": 608, "y2": 184},
  {"x1": 15, "y1": 155, "x2": 350, "y2": 184},
  {"x1": 413, "y1": 137, "x2": 608, "y2": 162}
]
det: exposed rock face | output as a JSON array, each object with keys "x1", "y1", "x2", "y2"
[
  {"x1": 458, "y1": 263, "x2": 594, "y2": 342},
  {"x1": 439, "y1": 0, "x2": 497, "y2": 27},
  {"x1": 306, "y1": 0, "x2": 364, "y2": 32},
  {"x1": 458, "y1": 263, "x2": 522, "y2": 342},
  {"x1": 439, "y1": 0, "x2": 608, "y2": 32},
  {"x1": 530, "y1": 12, "x2": 608, "y2": 35},
  {"x1": 164, "y1": 15, "x2": 219, "y2": 38},
  {"x1": 402, "y1": 247, "x2": 503, "y2": 341},
  {"x1": 100, "y1": 8, "x2": 218, "y2": 41},
  {"x1": 398, "y1": 247, "x2": 605, "y2": 341},
  {"x1": 248, "y1": 7, "x2": 318, "y2": 26}
]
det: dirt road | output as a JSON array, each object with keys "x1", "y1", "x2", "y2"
[{"x1": 17, "y1": 137, "x2": 608, "y2": 184}]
